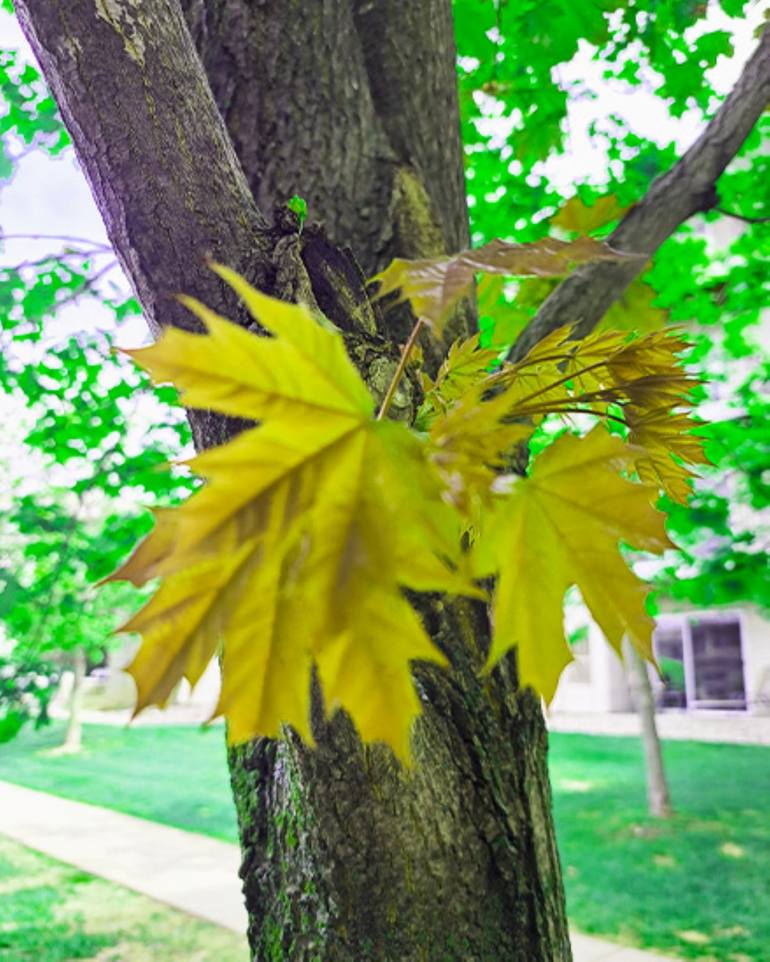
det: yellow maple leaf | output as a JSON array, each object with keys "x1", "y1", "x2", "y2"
[
  {"x1": 428, "y1": 384, "x2": 532, "y2": 518},
  {"x1": 416, "y1": 333, "x2": 499, "y2": 429},
  {"x1": 627, "y1": 406, "x2": 707, "y2": 503},
  {"x1": 551, "y1": 193, "x2": 629, "y2": 234},
  {"x1": 111, "y1": 266, "x2": 470, "y2": 762},
  {"x1": 473, "y1": 427, "x2": 673, "y2": 700},
  {"x1": 600, "y1": 274, "x2": 668, "y2": 333},
  {"x1": 433, "y1": 333, "x2": 500, "y2": 404},
  {"x1": 111, "y1": 261, "x2": 705, "y2": 762},
  {"x1": 484, "y1": 328, "x2": 705, "y2": 501},
  {"x1": 370, "y1": 236, "x2": 630, "y2": 335},
  {"x1": 421, "y1": 325, "x2": 706, "y2": 517}
]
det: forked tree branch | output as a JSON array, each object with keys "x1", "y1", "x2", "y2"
[{"x1": 510, "y1": 25, "x2": 770, "y2": 361}]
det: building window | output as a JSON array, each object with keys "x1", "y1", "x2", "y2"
[
  {"x1": 653, "y1": 615, "x2": 746, "y2": 711},
  {"x1": 655, "y1": 627, "x2": 687, "y2": 709}
]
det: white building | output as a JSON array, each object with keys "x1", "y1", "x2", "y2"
[{"x1": 552, "y1": 603, "x2": 770, "y2": 716}]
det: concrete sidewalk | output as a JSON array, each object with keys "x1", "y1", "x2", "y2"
[
  {"x1": 570, "y1": 932, "x2": 680, "y2": 962},
  {"x1": 549, "y1": 709, "x2": 770, "y2": 745},
  {"x1": 0, "y1": 779, "x2": 679, "y2": 961},
  {"x1": 0, "y1": 779, "x2": 246, "y2": 932}
]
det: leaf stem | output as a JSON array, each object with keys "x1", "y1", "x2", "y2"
[
  {"x1": 554, "y1": 406, "x2": 629, "y2": 425},
  {"x1": 376, "y1": 316, "x2": 425, "y2": 420},
  {"x1": 508, "y1": 358, "x2": 611, "y2": 405}
]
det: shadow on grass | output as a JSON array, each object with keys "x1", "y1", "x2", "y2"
[
  {"x1": 0, "y1": 838, "x2": 248, "y2": 962},
  {"x1": 550, "y1": 732, "x2": 770, "y2": 961},
  {"x1": 0, "y1": 878, "x2": 117, "y2": 961}
]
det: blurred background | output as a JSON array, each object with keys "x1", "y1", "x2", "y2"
[{"x1": 1, "y1": 2, "x2": 768, "y2": 961}]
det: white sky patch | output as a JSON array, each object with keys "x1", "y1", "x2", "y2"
[{"x1": 539, "y1": 8, "x2": 765, "y2": 192}]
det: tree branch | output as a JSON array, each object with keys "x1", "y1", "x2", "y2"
[
  {"x1": 14, "y1": 0, "x2": 270, "y2": 338},
  {"x1": 715, "y1": 206, "x2": 770, "y2": 225},
  {"x1": 510, "y1": 25, "x2": 770, "y2": 361}
]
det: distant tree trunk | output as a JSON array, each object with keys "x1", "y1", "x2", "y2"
[
  {"x1": 623, "y1": 637, "x2": 673, "y2": 819},
  {"x1": 58, "y1": 646, "x2": 85, "y2": 755}
]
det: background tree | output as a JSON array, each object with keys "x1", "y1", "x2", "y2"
[
  {"x1": 0, "y1": 646, "x2": 58, "y2": 742},
  {"x1": 0, "y1": 16, "x2": 197, "y2": 749},
  {"x1": 5, "y1": 1, "x2": 769, "y2": 959},
  {"x1": 0, "y1": 59, "x2": 195, "y2": 747},
  {"x1": 622, "y1": 636, "x2": 674, "y2": 818},
  {"x1": 0, "y1": 333, "x2": 193, "y2": 751}
]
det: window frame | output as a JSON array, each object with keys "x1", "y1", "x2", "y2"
[{"x1": 653, "y1": 610, "x2": 748, "y2": 711}]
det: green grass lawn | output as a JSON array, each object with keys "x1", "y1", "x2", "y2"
[
  {"x1": 0, "y1": 721, "x2": 239, "y2": 842},
  {"x1": 0, "y1": 835, "x2": 248, "y2": 961},
  {"x1": 2, "y1": 722, "x2": 769, "y2": 960},
  {"x1": 550, "y1": 732, "x2": 770, "y2": 961}
]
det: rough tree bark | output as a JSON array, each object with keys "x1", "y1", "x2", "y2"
[
  {"x1": 179, "y1": 0, "x2": 473, "y2": 357},
  {"x1": 180, "y1": 0, "x2": 469, "y2": 272},
  {"x1": 622, "y1": 637, "x2": 673, "y2": 819},
  {"x1": 15, "y1": 1, "x2": 768, "y2": 959}
]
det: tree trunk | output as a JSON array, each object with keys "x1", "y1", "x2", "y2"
[
  {"x1": 230, "y1": 609, "x2": 569, "y2": 961},
  {"x1": 183, "y1": 4, "x2": 570, "y2": 957},
  {"x1": 179, "y1": 0, "x2": 470, "y2": 277},
  {"x1": 16, "y1": 2, "x2": 571, "y2": 958},
  {"x1": 180, "y1": 0, "x2": 474, "y2": 361},
  {"x1": 622, "y1": 637, "x2": 673, "y2": 820},
  {"x1": 55, "y1": 646, "x2": 85, "y2": 755},
  {"x1": 18, "y1": 0, "x2": 765, "y2": 953}
]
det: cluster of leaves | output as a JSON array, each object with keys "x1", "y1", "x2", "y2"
[
  {"x1": 456, "y1": 0, "x2": 613, "y2": 177},
  {"x1": 0, "y1": 42, "x2": 68, "y2": 177},
  {"x1": 453, "y1": 1, "x2": 770, "y2": 618},
  {"x1": 656, "y1": 349, "x2": 770, "y2": 611},
  {"x1": 455, "y1": 0, "x2": 753, "y2": 243},
  {"x1": 1, "y1": 496, "x2": 153, "y2": 659},
  {"x1": 637, "y1": 117, "x2": 770, "y2": 610},
  {"x1": 0, "y1": 249, "x2": 196, "y2": 663},
  {"x1": 112, "y1": 262, "x2": 704, "y2": 762},
  {"x1": 0, "y1": 649, "x2": 59, "y2": 743}
]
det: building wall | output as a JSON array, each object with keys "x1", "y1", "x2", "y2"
[
  {"x1": 656, "y1": 603, "x2": 770, "y2": 715},
  {"x1": 551, "y1": 603, "x2": 770, "y2": 715},
  {"x1": 551, "y1": 621, "x2": 632, "y2": 713},
  {"x1": 741, "y1": 607, "x2": 770, "y2": 714}
]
